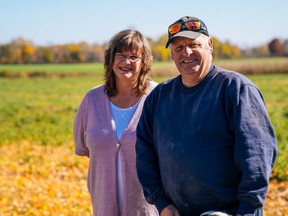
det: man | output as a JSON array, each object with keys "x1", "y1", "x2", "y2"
[{"x1": 136, "y1": 16, "x2": 277, "y2": 216}]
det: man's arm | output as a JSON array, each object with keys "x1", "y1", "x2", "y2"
[
  {"x1": 231, "y1": 84, "x2": 277, "y2": 215},
  {"x1": 136, "y1": 94, "x2": 173, "y2": 213}
]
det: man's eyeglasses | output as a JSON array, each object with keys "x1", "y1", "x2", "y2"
[
  {"x1": 115, "y1": 53, "x2": 142, "y2": 63},
  {"x1": 168, "y1": 21, "x2": 201, "y2": 35}
]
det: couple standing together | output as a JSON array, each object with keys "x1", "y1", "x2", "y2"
[{"x1": 73, "y1": 16, "x2": 277, "y2": 216}]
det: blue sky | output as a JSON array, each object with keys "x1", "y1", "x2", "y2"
[{"x1": 1, "y1": 0, "x2": 287, "y2": 48}]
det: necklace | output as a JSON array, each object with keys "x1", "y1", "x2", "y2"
[{"x1": 113, "y1": 95, "x2": 136, "y2": 108}]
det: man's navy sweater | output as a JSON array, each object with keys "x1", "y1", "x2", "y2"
[{"x1": 136, "y1": 66, "x2": 277, "y2": 216}]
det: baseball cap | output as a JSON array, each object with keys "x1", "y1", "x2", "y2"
[{"x1": 165, "y1": 16, "x2": 209, "y2": 48}]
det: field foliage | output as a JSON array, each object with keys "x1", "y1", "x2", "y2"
[{"x1": 0, "y1": 58, "x2": 288, "y2": 215}]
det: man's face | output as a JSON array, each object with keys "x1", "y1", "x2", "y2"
[{"x1": 170, "y1": 35, "x2": 213, "y2": 83}]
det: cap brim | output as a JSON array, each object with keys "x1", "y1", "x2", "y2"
[{"x1": 165, "y1": 31, "x2": 202, "y2": 48}]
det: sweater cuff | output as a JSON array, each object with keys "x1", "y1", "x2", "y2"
[
  {"x1": 153, "y1": 194, "x2": 173, "y2": 213},
  {"x1": 237, "y1": 201, "x2": 259, "y2": 216}
]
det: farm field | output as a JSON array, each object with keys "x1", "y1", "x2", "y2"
[{"x1": 0, "y1": 59, "x2": 288, "y2": 215}]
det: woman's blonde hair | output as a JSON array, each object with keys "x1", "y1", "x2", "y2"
[{"x1": 104, "y1": 29, "x2": 153, "y2": 97}]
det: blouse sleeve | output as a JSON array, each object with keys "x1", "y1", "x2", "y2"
[{"x1": 73, "y1": 94, "x2": 89, "y2": 157}]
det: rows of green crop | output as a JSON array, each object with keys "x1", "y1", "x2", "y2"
[{"x1": 0, "y1": 73, "x2": 287, "y2": 180}]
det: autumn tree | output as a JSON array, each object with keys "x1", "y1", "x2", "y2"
[
  {"x1": 0, "y1": 44, "x2": 15, "y2": 63},
  {"x1": 36, "y1": 46, "x2": 54, "y2": 63},
  {"x1": 268, "y1": 38, "x2": 282, "y2": 56},
  {"x1": 0, "y1": 38, "x2": 26, "y2": 63},
  {"x1": 151, "y1": 35, "x2": 171, "y2": 61},
  {"x1": 91, "y1": 44, "x2": 105, "y2": 62},
  {"x1": 219, "y1": 43, "x2": 232, "y2": 59},
  {"x1": 21, "y1": 41, "x2": 36, "y2": 63},
  {"x1": 230, "y1": 45, "x2": 241, "y2": 59},
  {"x1": 67, "y1": 44, "x2": 84, "y2": 62},
  {"x1": 212, "y1": 37, "x2": 220, "y2": 59},
  {"x1": 1, "y1": 36, "x2": 287, "y2": 63},
  {"x1": 249, "y1": 45, "x2": 270, "y2": 57},
  {"x1": 282, "y1": 39, "x2": 288, "y2": 56}
]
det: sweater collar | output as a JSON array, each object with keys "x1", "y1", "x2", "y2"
[{"x1": 176, "y1": 64, "x2": 215, "y2": 90}]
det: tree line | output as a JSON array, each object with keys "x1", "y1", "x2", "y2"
[{"x1": 0, "y1": 36, "x2": 287, "y2": 64}]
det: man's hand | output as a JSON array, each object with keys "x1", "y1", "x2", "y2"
[{"x1": 160, "y1": 204, "x2": 181, "y2": 216}]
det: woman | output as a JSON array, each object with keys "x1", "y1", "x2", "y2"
[{"x1": 73, "y1": 29, "x2": 158, "y2": 216}]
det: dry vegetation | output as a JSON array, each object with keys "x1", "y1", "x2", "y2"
[
  {"x1": 0, "y1": 142, "x2": 92, "y2": 216},
  {"x1": 0, "y1": 142, "x2": 287, "y2": 216},
  {"x1": 152, "y1": 57, "x2": 288, "y2": 77}
]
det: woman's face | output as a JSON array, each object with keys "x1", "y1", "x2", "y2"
[{"x1": 112, "y1": 49, "x2": 143, "y2": 82}]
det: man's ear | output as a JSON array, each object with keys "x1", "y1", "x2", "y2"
[
  {"x1": 171, "y1": 50, "x2": 174, "y2": 60},
  {"x1": 209, "y1": 37, "x2": 213, "y2": 53}
]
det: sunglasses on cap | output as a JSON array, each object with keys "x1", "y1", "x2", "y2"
[{"x1": 168, "y1": 21, "x2": 202, "y2": 35}]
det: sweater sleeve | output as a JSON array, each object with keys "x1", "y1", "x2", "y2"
[
  {"x1": 230, "y1": 84, "x2": 277, "y2": 215},
  {"x1": 73, "y1": 94, "x2": 89, "y2": 157},
  {"x1": 136, "y1": 91, "x2": 172, "y2": 213}
]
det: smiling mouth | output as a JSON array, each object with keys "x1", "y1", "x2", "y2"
[
  {"x1": 183, "y1": 59, "x2": 197, "y2": 64},
  {"x1": 119, "y1": 67, "x2": 132, "y2": 72}
]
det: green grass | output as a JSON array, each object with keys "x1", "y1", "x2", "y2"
[
  {"x1": 0, "y1": 77, "x2": 102, "y2": 145},
  {"x1": 0, "y1": 63, "x2": 287, "y2": 180},
  {"x1": 0, "y1": 63, "x2": 104, "y2": 77},
  {"x1": 247, "y1": 74, "x2": 288, "y2": 180},
  {"x1": 0, "y1": 63, "x2": 104, "y2": 73}
]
